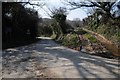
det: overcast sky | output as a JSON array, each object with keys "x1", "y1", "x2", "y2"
[
  {"x1": 25, "y1": 0, "x2": 119, "y2": 20},
  {"x1": 2, "y1": 0, "x2": 119, "y2": 20},
  {"x1": 26, "y1": 0, "x2": 88, "y2": 21}
]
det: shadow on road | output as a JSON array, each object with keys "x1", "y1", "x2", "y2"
[{"x1": 2, "y1": 37, "x2": 119, "y2": 78}]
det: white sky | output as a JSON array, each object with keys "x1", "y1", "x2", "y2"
[
  {"x1": 3, "y1": 0, "x2": 119, "y2": 20},
  {"x1": 26, "y1": 0, "x2": 89, "y2": 20},
  {"x1": 25, "y1": 0, "x2": 120, "y2": 20}
]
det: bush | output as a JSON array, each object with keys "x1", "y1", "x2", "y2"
[
  {"x1": 85, "y1": 17, "x2": 120, "y2": 45},
  {"x1": 84, "y1": 33, "x2": 97, "y2": 43},
  {"x1": 62, "y1": 33, "x2": 81, "y2": 48}
]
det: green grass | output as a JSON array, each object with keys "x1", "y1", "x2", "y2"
[{"x1": 84, "y1": 33, "x2": 97, "y2": 43}]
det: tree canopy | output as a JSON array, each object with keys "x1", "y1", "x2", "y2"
[
  {"x1": 2, "y1": 2, "x2": 39, "y2": 43},
  {"x1": 64, "y1": 0, "x2": 120, "y2": 19}
]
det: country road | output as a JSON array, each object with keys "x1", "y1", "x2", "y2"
[{"x1": 1, "y1": 37, "x2": 119, "y2": 78}]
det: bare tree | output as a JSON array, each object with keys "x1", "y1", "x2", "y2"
[{"x1": 63, "y1": 0, "x2": 118, "y2": 18}]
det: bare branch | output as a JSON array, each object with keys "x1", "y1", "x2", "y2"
[{"x1": 19, "y1": 0, "x2": 46, "y2": 9}]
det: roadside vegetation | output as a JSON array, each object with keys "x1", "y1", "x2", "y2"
[
  {"x1": 3, "y1": 1, "x2": 120, "y2": 58},
  {"x1": 2, "y1": 2, "x2": 41, "y2": 49}
]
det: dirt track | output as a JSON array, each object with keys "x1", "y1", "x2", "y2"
[{"x1": 1, "y1": 37, "x2": 119, "y2": 78}]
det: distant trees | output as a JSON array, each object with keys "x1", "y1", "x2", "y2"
[
  {"x1": 72, "y1": 18, "x2": 82, "y2": 28},
  {"x1": 37, "y1": 18, "x2": 53, "y2": 37},
  {"x1": 49, "y1": 7, "x2": 73, "y2": 39},
  {"x1": 51, "y1": 7, "x2": 68, "y2": 33}
]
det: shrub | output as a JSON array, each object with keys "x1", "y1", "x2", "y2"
[
  {"x1": 84, "y1": 33, "x2": 97, "y2": 43},
  {"x1": 62, "y1": 33, "x2": 81, "y2": 48}
]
